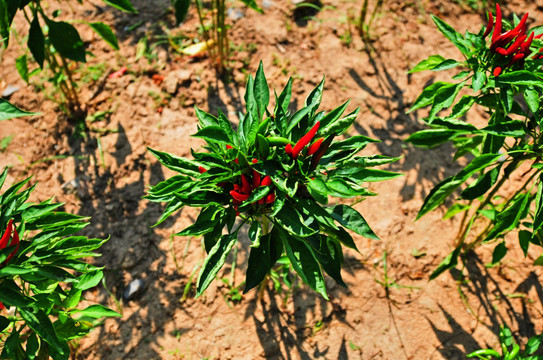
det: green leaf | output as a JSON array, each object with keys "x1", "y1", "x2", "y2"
[
  {"x1": 326, "y1": 178, "x2": 374, "y2": 197},
  {"x1": 0, "y1": 98, "x2": 37, "y2": 121},
  {"x1": 196, "y1": 231, "x2": 238, "y2": 296},
  {"x1": 524, "y1": 87, "x2": 540, "y2": 115},
  {"x1": 71, "y1": 304, "x2": 121, "y2": 319},
  {"x1": 461, "y1": 165, "x2": 500, "y2": 200},
  {"x1": 408, "y1": 81, "x2": 451, "y2": 113},
  {"x1": 417, "y1": 153, "x2": 502, "y2": 219},
  {"x1": 172, "y1": 0, "x2": 190, "y2": 25},
  {"x1": 15, "y1": 54, "x2": 28, "y2": 83},
  {"x1": 320, "y1": 108, "x2": 360, "y2": 136},
  {"x1": 47, "y1": 19, "x2": 86, "y2": 63},
  {"x1": 248, "y1": 221, "x2": 262, "y2": 248},
  {"x1": 472, "y1": 70, "x2": 486, "y2": 93},
  {"x1": 244, "y1": 232, "x2": 271, "y2": 293},
  {"x1": 307, "y1": 178, "x2": 328, "y2": 204},
  {"x1": 533, "y1": 175, "x2": 543, "y2": 235},
  {"x1": 275, "y1": 203, "x2": 317, "y2": 237},
  {"x1": 430, "y1": 246, "x2": 461, "y2": 280},
  {"x1": 496, "y1": 70, "x2": 543, "y2": 87},
  {"x1": 19, "y1": 308, "x2": 69, "y2": 358},
  {"x1": 481, "y1": 120, "x2": 525, "y2": 137},
  {"x1": 311, "y1": 235, "x2": 346, "y2": 287},
  {"x1": 485, "y1": 193, "x2": 530, "y2": 242},
  {"x1": 0, "y1": 315, "x2": 9, "y2": 332},
  {"x1": 331, "y1": 168, "x2": 402, "y2": 182},
  {"x1": 305, "y1": 76, "x2": 325, "y2": 118},
  {"x1": 328, "y1": 204, "x2": 378, "y2": 240},
  {"x1": 193, "y1": 125, "x2": 233, "y2": 145},
  {"x1": 239, "y1": 0, "x2": 263, "y2": 13},
  {"x1": 525, "y1": 334, "x2": 542, "y2": 355},
  {"x1": 519, "y1": 230, "x2": 531, "y2": 258},
  {"x1": 318, "y1": 100, "x2": 349, "y2": 132},
  {"x1": 148, "y1": 147, "x2": 200, "y2": 176},
  {"x1": 431, "y1": 15, "x2": 469, "y2": 55},
  {"x1": 74, "y1": 270, "x2": 104, "y2": 291},
  {"x1": 406, "y1": 129, "x2": 462, "y2": 148},
  {"x1": 428, "y1": 82, "x2": 464, "y2": 122},
  {"x1": 408, "y1": 55, "x2": 445, "y2": 73},
  {"x1": 0, "y1": 280, "x2": 33, "y2": 307},
  {"x1": 446, "y1": 95, "x2": 475, "y2": 120},
  {"x1": 254, "y1": 61, "x2": 269, "y2": 121},
  {"x1": 88, "y1": 22, "x2": 119, "y2": 50},
  {"x1": 281, "y1": 233, "x2": 328, "y2": 299},
  {"x1": 491, "y1": 242, "x2": 507, "y2": 265},
  {"x1": 102, "y1": 0, "x2": 137, "y2": 12},
  {"x1": 275, "y1": 77, "x2": 292, "y2": 115}
]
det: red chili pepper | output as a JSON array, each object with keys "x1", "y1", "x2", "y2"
[
  {"x1": 483, "y1": 11, "x2": 493, "y2": 38},
  {"x1": 233, "y1": 184, "x2": 242, "y2": 192},
  {"x1": 285, "y1": 143, "x2": 293, "y2": 156},
  {"x1": 292, "y1": 121, "x2": 320, "y2": 159},
  {"x1": 491, "y1": 31, "x2": 519, "y2": 51},
  {"x1": 265, "y1": 192, "x2": 276, "y2": 204},
  {"x1": 513, "y1": 13, "x2": 529, "y2": 36},
  {"x1": 108, "y1": 66, "x2": 127, "y2": 79},
  {"x1": 310, "y1": 134, "x2": 335, "y2": 170},
  {"x1": 260, "y1": 176, "x2": 272, "y2": 187},
  {"x1": 0, "y1": 302, "x2": 4, "y2": 310},
  {"x1": 492, "y1": 3, "x2": 502, "y2": 43},
  {"x1": 234, "y1": 158, "x2": 239, "y2": 164},
  {"x1": 252, "y1": 169, "x2": 261, "y2": 189},
  {"x1": 503, "y1": 34, "x2": 526, "y2": 55},
  {"x1": 230, "y1": 191, "x2": 249, "y2": 202},
  {"x1": 307, "y1": 138, "x2": 324, "y2": 156},
  {"x1": 252, "y1": 158, "x2": 258, "y2": 164},
  {"x1": 241, "y1": 175, "x2": 251, "y2": 194},
  {"x1": 198, "y1": 166, "x2": 207, "y2": 174},
  {"x1": 0, "y1": 220, "x2": 19, "y2": 266},
  {"x1": 535, "y1": 33, "x2": 543, "y2": 39},
  {"x1": 495, "y1": 47, "x2": 508, "y2": 55},
  {"x1": 519, "y1": 32, "x2": 534, "y2": 54},
  {"x1": 493, "y1": 66, "x2": 502, "y2": 76},
  {"x1": 258, "y1": 198, "x2": 265, "y2": 205},
  {"x1": 226, "y1": 145, "x2": 233, "y2": 150},
  {"x1": 506, "y1": 53, "x2": 525, "y2": 67}
]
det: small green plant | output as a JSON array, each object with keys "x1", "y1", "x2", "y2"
[
  {"x1": 0, "y1": 0, "x2": 136, "y2": 119},
  {"x1": 146, "y1": 62, "x2": 400, "y2": 299},
  {"x1": 0, "y1": 167, "x2": 119, "y2": 360},
  {"x1": 407, "y1": 4, "x2": 543, "y2": 278},
  {"x1": 172, "y1": 0, "x2": 262, "y2": 75},
  {"x1": 358, "y1": 0, "x2": 383, "y2": 41},
  {"x1": 468, "y1": 325, "x2": 543, "y2": 359}
]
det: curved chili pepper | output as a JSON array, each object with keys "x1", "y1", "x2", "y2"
[
  {"x1": 513, "y1": 12, "x2": 529, "y2": 36},
  {"x1": 491, "y1": 31, "x2": 519, "y2": 51},
  {"x1": 4, "y1": 228, "x2": 19, "y2": 265},
  {"x1": 310, "y1": 134, "x2": 335, "y2": 170},
  {"x1": 260, "y1": 176, "x2": 272, "y2": 187},
  {"x1": 252, "y1": 169, "x2": 261, "y2": 189},
  {"x1": 230, "y1": 191, "x2": 249, "y2": 202},
  {"x1": 226, "y1": 145, "x2": 233, "y2": 150},
  {"x1": 492, "y1": 3, "x2": 502, "y2": 43},
  {"x1": 307, "y1": 138, "x2": 324, "y2": 156},
  {"x1": 483, "y1": 11, "x2": 493, "y2": 38},
  {"x1": 285, "y1": 143, "x2": 293, "y2": 156},
  {"x1": 0, "y1": 220, "x2": 13, "y2": 249},
  {"x1": 503, "y1": 34, "x2": 526, "y2": 55},
  {"x1": 241, "y1": 174, "x2": 251, "y2": 194},
  {"x1": 265, "y1": 192, "x2": 276, "y2": 204},
  {"x1": 291, "y1": 121, "x2": 320, "y2": 159},
  {"x1": 506, "y1": 52, "x2": 525, "y2": 67},
  {"x1": 519, "y1": 31, "x2": 534, "y2": 54}
]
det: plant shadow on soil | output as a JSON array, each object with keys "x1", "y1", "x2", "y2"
[
  {"x1": 63, "y1": 129, "x2": 190, "y2": 359},
  {"x1": 428, "y1": 251, "x2": 543, "y2": 358},
  {"x1": 348, "y1": 43, "x2": 466, "y2": 203}
]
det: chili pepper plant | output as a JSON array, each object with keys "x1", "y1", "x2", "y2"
[
  {"x1": 407, "y1": 4, "x2": 543, "y2": 278},
  {"x1": 0, "y1": 168, "x2": 119, "y2": 360},
  {"x1": 0, "y1": 0, "x2": 135, "y2": 120},
  {"x1": 147, "y1": 62, "x2": 400, "y2": 299},
  {"x1": 468, "y1": 324, "x2": 543, "y2": 360}
]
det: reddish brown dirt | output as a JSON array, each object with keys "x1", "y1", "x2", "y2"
[{"x1": 1, "y1": 0, "x2": 543, "y2": 359}]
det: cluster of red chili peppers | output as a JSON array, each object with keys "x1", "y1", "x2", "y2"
[
  {"x1": 230, "y1": 167, "x2": 275, "y2": 214},
  {"x1": 483, "y1": 4, "x2": 540, "y2": 76},
  {"x1": 285, "y1": 121, "x2": 322, "y2": 160},
  {"x1": 0, "y1": 219, "x2": 20, "y2": 310}
]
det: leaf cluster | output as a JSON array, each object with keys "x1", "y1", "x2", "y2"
[
  {"x1": 468, "y1": 325, "x2": 543, "y2": 360},
  {"x1": 0, "y1": 168, "x2": 118, "y2": 360},
  {"x1": 407, "y1": 12, "x2": 543, "y2": 278},
  {"x1": 147, "y1": 62, "x2": 400, "y2": 299}
]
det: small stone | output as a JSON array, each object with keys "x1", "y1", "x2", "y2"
[
  {"x1": 2, "y1": 84, "x2": 19, "y2": 98},
  {"x1": 123, "y1": 278, "x2": 144, "y2": 301},
  {"x1": 262, "y1": 0, "x2": 274, "y2": 9},
  {"x1": 227, "y1": 7, "x2": 245, "y2": 21},
  {"x1": 164, "y1": 76, "x2": 178, "y2": 94}
]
